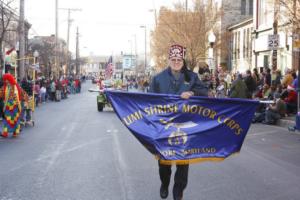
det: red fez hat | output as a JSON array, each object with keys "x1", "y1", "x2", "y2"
[{"x1": 169, "y1": 44, "x2": 186, "y2": 59}]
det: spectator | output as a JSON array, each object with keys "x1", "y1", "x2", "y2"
[
  {"x1": 244, "y1": 70, "x2": 256, "y2": 98},
  {"x1": 284, "y1": 85, "x2": 297, "y2": 115},
  {"x1": 40, "y1": 84, "x2": 47, "y2": 103},
  {"x1": 229, "y1": 74, "x2": 248, "y2": 99},
  {"x1": 272, "y1": 70, "x2": 282, "y2": 87},
  {"x1": 34, "y1": 81, "x2": 40, "y2": 107},
  {"x1": 50, "y1": 81, "x2": 56, "y2": 101},
  {"x1": 252, "y1": 68, "x2": 260, "y2": 86},
  {"x1": 292, "y1": 74, "x2": 298, "y2": 89},
  {"x1": 224, "y1": 71, "x2": 232, "y2": 92},
  {"x1": 263, "y1": 94, "x2": 286, "y2": 125},
  {"x1": 201, "y1": 72, "x2": 213, "y2": 90},
  {"x1": 281, "y1": 69, "x2": 294, "y2": 88},
  {"x1": 263, "y1": 67, "x2": 271, "y2": 86},
  {"x1": 261, "y1": 84, "x2": 271, "y2": 99},
  {"x1": 216, "y1": 80, "x2": 226, "y2": 98}
]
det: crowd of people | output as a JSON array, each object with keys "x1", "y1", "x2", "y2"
[
  {"x1": 0, "y1": 74, "x2": 84, "y2": 138},
  {"x1": 198, "y1": 66, "x2": 298, "y2": 125}
]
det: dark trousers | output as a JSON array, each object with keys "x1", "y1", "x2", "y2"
[{"x1": 158, "y1": 161, "x2": 189, "y2": 197}]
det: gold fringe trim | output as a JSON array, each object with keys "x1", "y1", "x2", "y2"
[{"x1": 155, "y1": 152, "x2": 240, "y2": 165}]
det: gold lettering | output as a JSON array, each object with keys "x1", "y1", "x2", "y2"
[
  {"x1": 227, "y1": 120, "x2": 235, "y2": 128},
  {"x1": 153, "y1": 106, "x2": 158, "y2": 114},
  {"x1": 236, "y1": 128, "x2": 243, "y2": 135},
  {"x1": 217, "y1": 115, "x2": 225, "y2": 123},
  {"x1": 182, "y1": 104, "x2": 189, "y2": 113},
  {"x1": 161, "y1": 150, "x2": 176, "y2": 157},
  {"x1": 224, "y1": 117, "x2": 231, "y2": 123},
  {"x1": 173, "y1": 104, "x2": 178, "y2": 113},
  {"x1": 156, "y1": 105, "x2": 162, "y2": 114},
  {"x1": 231, "y1": 123, "x2": 240, "y2": 130},
  {"x1": 197, "y1": 106, "x2": 204, "y2": 114},
  {"x1": 123, "y1": 117, "x2": 132, "y2": 126},
  {"x1": 190, "y1": 105, "x2": 198, "y2": 113},
  {"x1": 130, "y1": 113, "x2": 138, "y2": 121},
  {"x1": 144, "y1": 107, "x2": 151, "y2": 116},
  {"x1": 202, "y1": 108, "x2": 211, "y2": 117},
  {"x1": 182, "y1": 148, "x2": 217, "y2": 155},
  {"x1": 209, "y1": 111, "x2": 217, "y2": 119}
]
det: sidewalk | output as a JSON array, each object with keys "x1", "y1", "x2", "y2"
[{"x1": 277, "y1": 115, "x2": 296, "y2": 130}]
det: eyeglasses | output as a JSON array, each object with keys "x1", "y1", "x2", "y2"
[{"x1": 170, "y1": 58, "x2": 183, "y2": 63}]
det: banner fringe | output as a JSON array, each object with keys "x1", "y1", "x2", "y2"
[{"x1": 155, "y1": 152, "x2": 240, "y2": 165}]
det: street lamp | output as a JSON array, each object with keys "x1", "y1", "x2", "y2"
[
  {"x1": 140, "y1": 25, "x2": 147, "y2": 76},
  {"x1": 208, "y1": 32, "x2": 216, "y2": 47},
  {"x1": 208, "y1": 31, "x2": 216, "y2": 93},
  {"x1": 33, "y1": 50, "x2": 39, "y2": 64}
]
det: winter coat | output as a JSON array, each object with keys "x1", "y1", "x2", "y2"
[
  {"x1": 229, "y1": 78, "x2": 248, "y2": 99},
  {"x1": 149, "y1": 67, "x2": 208, "y2": 96}
]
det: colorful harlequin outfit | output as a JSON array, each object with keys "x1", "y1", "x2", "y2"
[{"x1": 0, "y1": 74, "x2": 28, "y2": 138}]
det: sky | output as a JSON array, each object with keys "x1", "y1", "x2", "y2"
[{"x1": 22, "y1": 0, "x2": 178, "y2": 57}]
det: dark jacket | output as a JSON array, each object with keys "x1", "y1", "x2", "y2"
[
  {"x1": 244, "y1": 75, "x2": 256, "y2": 93},
  {"x1": 149, "y1": 67, "x2": 208, "y2": 96},
  {"x1": 21, "y1": 80, "x2": 33, "y2": 96},
  {"x1": 229, "y1": 78, "x2": 248, "y2": 99}
]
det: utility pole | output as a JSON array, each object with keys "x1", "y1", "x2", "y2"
[
  {"x1": 272, "y1": 0, "x2": 279, "y2": 71},
  {"x1": 55, "y1": 0, "x2": 59, "y2": 79},
  {"x1": 19, "y1": 0, "x2": 25, "y2": 79},
  {"x1": 132, "y1": 34, "x2": 138, "y2": 76},
  {"x1": 75, "y1": 27, "x2": 80, "y2": 76},
  {"x1": 185, "y1": 0, "x2": 188, "y2": 13},
  {"x1": 140, "y1": 26, "x2": 147, "y2": 75},
  {"x1": 59, "y1": 8, "x2": 81, "y2": 76}
]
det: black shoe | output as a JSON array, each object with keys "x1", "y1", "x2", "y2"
[
  {"x1": 173, "y1": 195, "x2": 183, "y2": 200},
  {"x1": 160, "y1": 185, "x2": 168, "y2": 199},
  {"x1": 173, "y1": 189, "x2": 183, "y2": 200}
]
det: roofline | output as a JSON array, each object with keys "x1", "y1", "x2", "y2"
[{"x1": 227, "y1": 18, "x2": 253, "y2": 31}]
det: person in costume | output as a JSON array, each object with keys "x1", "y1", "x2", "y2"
[
  {"x1": 0, "y1": 73, "x2": 28, "y2": 138},
  {"x1": 149, "y1": 44, "x2": 208, "y2": 200}
]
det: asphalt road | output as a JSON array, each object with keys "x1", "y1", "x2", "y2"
[{"x1": 0, "y1": 81, "x2": 299, "y2": 200}]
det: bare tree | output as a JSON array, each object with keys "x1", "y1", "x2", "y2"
[
  {"x1": 0, "y1": 0, "x2": 18, "y2": 70},
  {"x1": 151, "y1": 0, "x2": 221, "y2": 71},
  {"x1": 29, "y1": 39, "x2": 56, "y2": 78},
  {"x1": 278, "y1": 0, "x2": 300, "y2": 31}
]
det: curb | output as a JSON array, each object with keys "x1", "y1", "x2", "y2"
[{"x1": 277, "y1": 118, "x2": 295, "y2": 129}]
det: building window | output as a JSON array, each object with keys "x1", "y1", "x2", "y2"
[
  {"x1": 235, "y1": 32, "x2": 238, "y2": 60},
  {"x1": 243, "y1": 29, "x2": 246, "y2": 58},
  {"x1": 249, "y1": 28, "x2": 253, "y2": 58},
  {"x1": 231, "y1": 32, "x2": 235, "y2": 60},
  {"x1": 249, "y1": 0, "x2": 253, "y2": 15},
  {"x1": 237, "y1": 32, "x2": 240, "y2": 59},
  {"x1": 263, "y1": 55, "x2": 269, "y2": 68},
  {"x1": 247, "y1": 28, "x2": 250, "y2": 58},
  {"x1": 241, "y1": 0, "x2": 246, "y2": 15},
  {"x1": 233, "y1": 33, "x2": 236, "y2": 60},
  {"x1": 258, "y1": 0, "x2": 267, "y2": 27}
]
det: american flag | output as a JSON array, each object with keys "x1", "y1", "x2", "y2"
[{"x1": 105, "y1": 56, "x2": 114, "y2": 79}]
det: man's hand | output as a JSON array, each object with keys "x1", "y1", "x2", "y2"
[{"x1": 180, "y1": 91, "x2": 194, "y2": 99}]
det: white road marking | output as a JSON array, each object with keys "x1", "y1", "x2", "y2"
[
  {"x1": 35, "y1": 123, "x2": 75, "y2": 187},
  {"x1": 111, "y1": 128, "x2": 133, "y2": 200},
  {"x1": 247, "y1": 130, "x2": 278, "y2": 137}
]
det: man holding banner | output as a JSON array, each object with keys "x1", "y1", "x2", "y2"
[
  {"x1": 149, "y1": 44, "x2": 208, "y2": 200},
  {"x1": 105, "y1": 45, "x2": 258, "y2": 200}
]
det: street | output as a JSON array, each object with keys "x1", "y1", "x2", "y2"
[{"x1": 0, "y1": 81, "x2": 300, "y2": 200}]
